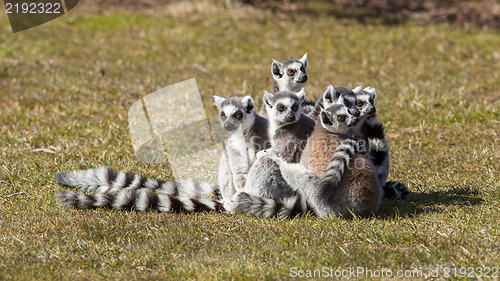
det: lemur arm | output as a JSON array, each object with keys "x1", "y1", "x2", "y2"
[{"x1": 226, "y1": 148, "x2": 249, "y2": 192}]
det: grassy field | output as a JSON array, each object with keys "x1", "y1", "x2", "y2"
[{"x1": 1, "y1": 1, "x2": 499, "y2": 280}]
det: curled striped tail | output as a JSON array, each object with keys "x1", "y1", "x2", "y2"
[
  {"x1": 56, "y1": 189, "x2": 224, "y2": 213},
  {"x1": 233, "y1": 192, "x2": 309, "y2": 219},
  {"x1": 318, "y1": 139, "x2": 358, "y2": 197},
  {"x1": 55, "y1": 167, "x2": 220, "y2": 198}
]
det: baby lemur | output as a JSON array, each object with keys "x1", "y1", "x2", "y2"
[
  {"x1": 56, "y1": 95, "x2": 270, "y2": 212},
  {"x1": 234, "y1": 103, "x2": 381, "y2": 218}
]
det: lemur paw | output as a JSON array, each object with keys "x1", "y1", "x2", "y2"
[
  {"x1": 339, "y1": 139, "x2": 359, "y2": 154},
  {"x1": 256, "y1": 148, "x2": 279, "y2": 160}
]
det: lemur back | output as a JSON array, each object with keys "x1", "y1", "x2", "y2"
[
  {"x1": 260, "y1": 53, "x2": 313, "y2": 117},
  {"x1": 300, "y1": 104, "x2": 381, "y2": 218}
]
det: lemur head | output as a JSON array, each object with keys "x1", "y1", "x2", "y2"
[
  {"x1": 320, "y1": 104, "x2": 359, "y2": 134},
  {"x1": 320, "y1": 85, "x2": 360, "y2": 117},
  {"x1": 263, "y1": 89, "x2": 305, "y2": 126},
  {"x1": 271, "y1": 53, "x2": 308, "y2": 92},
  {"x1": 213, "y1": 95, "x2": 255, "y2": 133},
  {"x1": 352, "y1": 86, "x2": 377, "y2": 118}
]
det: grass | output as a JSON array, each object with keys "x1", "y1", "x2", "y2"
[{"x1": 1, "y1": 1, "x2": 499, "y2": 280}]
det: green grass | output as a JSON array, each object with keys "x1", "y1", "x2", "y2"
[{"x1": 1, "y1": 1, "x2": 499, "y2": 280}]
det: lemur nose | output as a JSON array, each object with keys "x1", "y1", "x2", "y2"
[
  {"x1": 349, "y1": 107, "x2": 360, "y2": 117},
  {"x1": 285, "y1": 112, "x2": 295, "y2": 122}
]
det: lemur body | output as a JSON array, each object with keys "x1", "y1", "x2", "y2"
[
  {"x1": 56, "y1": 96, "x2": 270, "y2": 212},
  {"x1": 263, "y1": 89, "x2": 315, "y2": 163},
  {"x1": 234, "y1": 104, "x2": 382, "y2": 218},
  {"x1": 348, "y1": 87, "x2": 408, "y2": 199},
  {"x1": 214, "y1": 95, "x2": 270, "y2": 204},
  {"x1": 260, "y1": 53, "x2": 316, "y2": 117},
  {"x1": 224, "y1": 89, "x2": 315, "y2": 212}
]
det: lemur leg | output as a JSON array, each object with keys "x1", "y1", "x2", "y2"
[
  {"x1": 218, "y1": 151, "x2": 235, "y2": 202},
  {"x1": 243, "y1": 156, "x2": 296, "y2": 199},
  {"x1": 257, "y1": 149, "x2": 321, "y2": 205},
  {"x1": 226, "y1": 148, "x2": 249, "y2": 193}
]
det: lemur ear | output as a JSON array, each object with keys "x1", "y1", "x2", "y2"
[
  {"x1": 352, "y1": 86, "x2": 363, "y2": 94},
  {"x1": 364, "y1": 86, "x2": 377, "y2": 100},
  {"x1": 295, "y1": 88, "x2": 306, "y2": 104},
  {"x1": 263, "y1": 90, "x2": 274, "y2": 108},
  {"x1": 299, "y1": 53, "x2": 308, "y2": 69},
  {"x1": 242, "y1": 95, "x2": 255, "y2": 113},
  {"x1": 271, "y1": 59, "x2": 283, "y2": 79},
  {"x1": 213, "y1": 96, "x2": 225, "y2": 109},
  {"x1": 320, "y1": 110, "x2": 334, "y2": 127},
  {"x1": 323, "y1": 85, "x2": 339, "y2": 103}
]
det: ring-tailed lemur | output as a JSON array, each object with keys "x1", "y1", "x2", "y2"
[
  {"x1": 260, "y1": 53, "x2": 315, "y2": 117},
  {"x1": 234, "y1": 104, "x2": 381, "y2": 218},
  {"x1": 349, "y1": 86, "x2": 409, "y2": 200},
  {"x1": 214, "y1": 95, "x2": 270, "y2": 205},
  {"x1": 263, "y1": 89, "x2": 316, "y2": 163},
  {"x1": 223, "y1": 89, "x2": 315, "y2": 213},
  {"x1": 309, "y1": 85, "x2": 360, "y2": 120},
  {"x1": 56, "y1": 95, "x2": 270, "y2": 212}
]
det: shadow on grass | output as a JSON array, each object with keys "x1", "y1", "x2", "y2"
[{"x1": 377, "y1": 185, "x2": 484, "y2": 219}]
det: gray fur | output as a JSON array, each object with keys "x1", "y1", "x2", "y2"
[
  {"x1": 233, "y1": 104, "x2": 366, "y2": 218},
  {"x1": 310, "y1": 85, "x2": 359, "y2": 120},
  {"x1": 55, "y1": 167, "x2": 219, "y2": 198},
  {"x1": 347, "y1": 87, "x2": 408, "y2": 199},
  {"x1": 263, "y1": 89, "x2": 315, "y2": 163},
  {"x1": 214, "y1": 95, "x2": 270, "y2": 205},
  {"x1": 56, "y1": 188, "x2": 224, "y2": 213},
  {"x1": 260, "y1": 53, "x2": 310, "y2": 117}
]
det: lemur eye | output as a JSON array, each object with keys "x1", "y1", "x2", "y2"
[
  {"x1": 288, "y1": 70, "x2": 295, "y2": 76},
  {"x1": 277, "y1": 105, "x2": 285, "y2": 112},
  {"x1": 369, "y1": 98, "x2": 374, "y2": 104},
  {"x1": 220, "y1": 112, "x2": 226, "y2": 119},
  {"x1": 292, "y1": 105, "x2": 298, "y2": 111},
  {"x1": 234, "y1": 114, "x2": 241, "y2": 119},
  {"x1": 300, "y1": 67, "x2": 305, "y2": 72},
  {"x1": 338, "y1": 115, "x2": 346, "y2": 122},
  {"x1": 344, "y1": 100, "x2": 351, "y2": 107},
  {"x1": 356, "y1": 101, "x2": 364, "y2": 107}
]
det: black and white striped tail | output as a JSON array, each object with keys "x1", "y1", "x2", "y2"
[
  {"x1": 382, "y1": 181, "x2": 409, "y2": 200},
  {"x1": 56, "y1": 189, "x2": 225, "y2": 213},
  {"x1": 301, "y1": 100, "x2": 316, "y2": 116},
  {"x1": 233, "y1": 192, "x2": 309, "y2": 219},
  {"x1": 55, "y1": 167, "x2": 220, "y2": 198},
  {"x1": 318, "y1": 139, "x2": 357, "y2": 194}
]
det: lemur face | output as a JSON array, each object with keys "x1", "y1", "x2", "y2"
[
  {"x1": 321, "y1": 85, "x2": 360, "y2": 117},
  {"x1": 213, "y1": 95, "x2": 255, "y2": 133},
  {"x1": 263, "y1": 89, "x2": 305, "y2": 126},
  {"x1": 271, "y1": 53, "x2": 308, "y2": 92},
  {"x1": 320, "y1": 104, "x2": 359, "y2": 134},
  {"x1": 353, "y1": 86, "x2": 376, "y2": 118}
]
